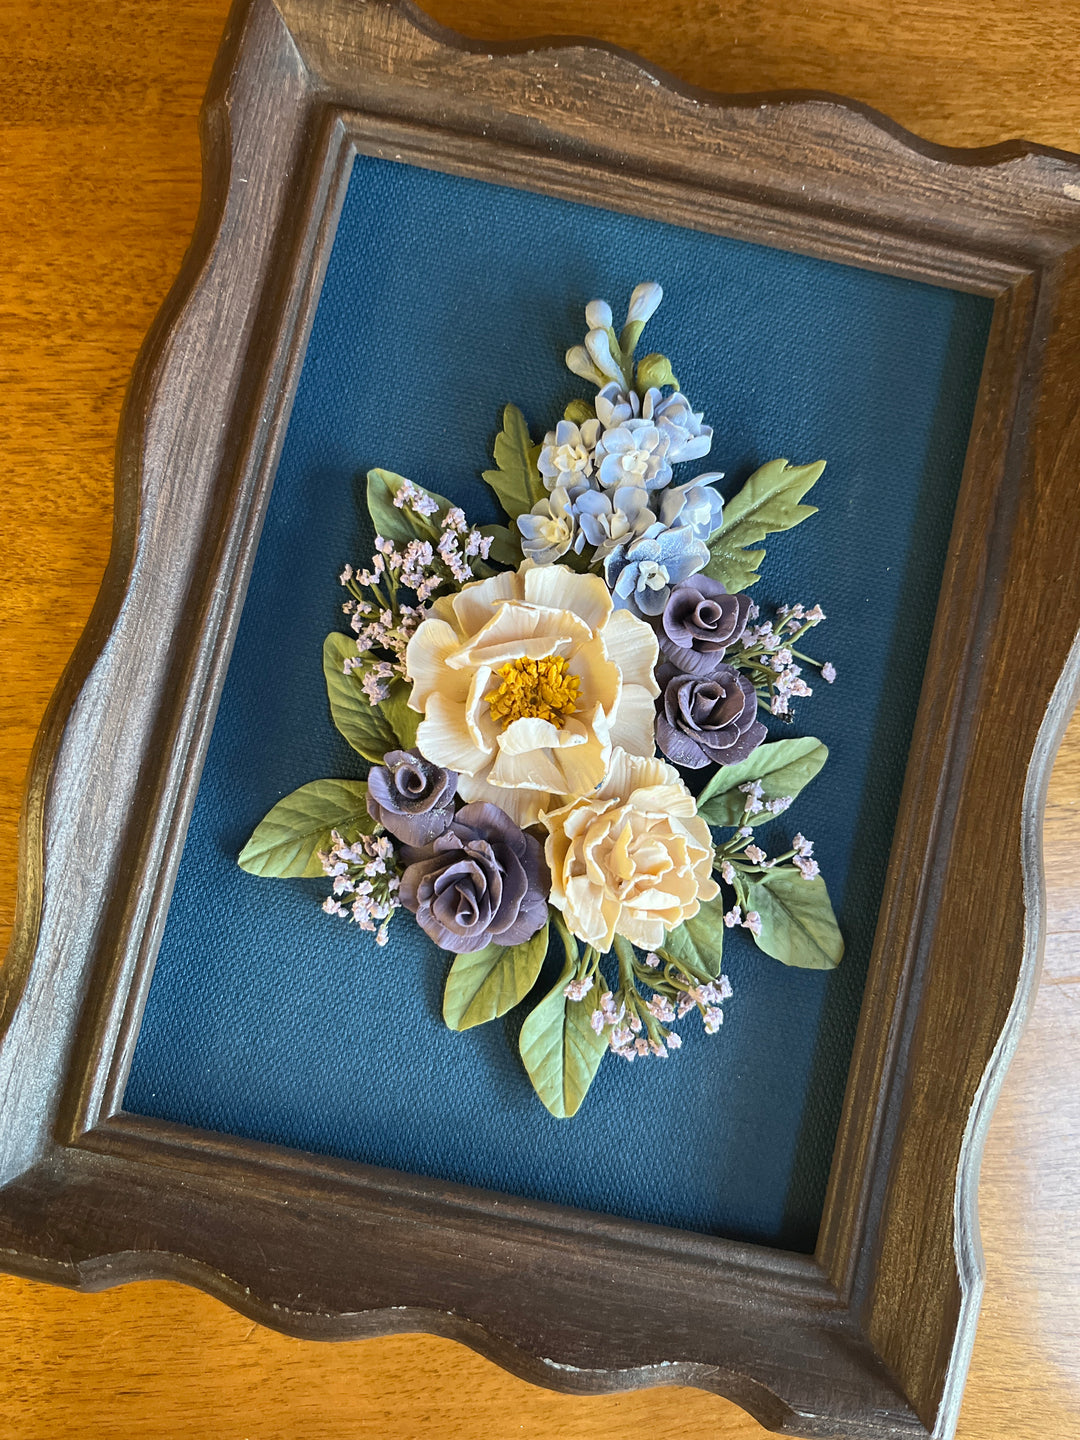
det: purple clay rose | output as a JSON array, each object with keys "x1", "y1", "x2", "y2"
[
  {"x1": 399, "y1": 802, "x2": 549, "y2": 954},
  {"x1": 658, "y1": 575, "x2": 753, "y2": 676},
  {"x1": 366, "y1": 749, "x2": 457, "y2": 848},
  {"x1": 655, "y1": 661, "x2": 768, "y2": 769}
]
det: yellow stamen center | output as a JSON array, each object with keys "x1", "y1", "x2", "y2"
[{"x1": 485, "y1": 655, "x2": 581, "y2": 730}]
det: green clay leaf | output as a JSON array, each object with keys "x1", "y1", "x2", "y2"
[
  {"x1": 323, "y1": 632, "x2": 398, "y2": 763},
  {"x1": 365, "y1": 469, "x2": 454, "y2": 544},
  {"x1": 705, "y1": 545, "x2": 767, "y2": 593},
  {"x1": 482, "y1": 404, "x2": 545, "y2": 521},
  {"x1": 563, "y1": 398, "x2": 596, "y2": 425},
  {"x1": 661, "y1": 894, "x2": 727, "y2": 981},
  {"x1": 696, "y1": 738, "x2": 829, "y2": 828},
  {"x1": 238, "y1": 778, "x2": 373, "y2": 878},
  {"x1": 705, "y1": 458, "x2": 825, "y2": 591},
  {"x1": 442, "y1": 922, "x2": 550, "y2": 1031},
  {"x1": 381, "y1": 677, "x2": 421, "y2": 752},
  {"x1": 634, "y1": 351, "x2": 678, "y2": 393},
  {"x1": 744, "y1": 868, "x2": 844, "y2": 970},
  {"x1": 519, "y1": 943, "x2": 608, "y2": 1119},
  {"x1": 365, "y1": 470, "x2": 494, "y2": 579},
  {"x1": 479, "y1": 521, "x2": 521, "y2": 568}
]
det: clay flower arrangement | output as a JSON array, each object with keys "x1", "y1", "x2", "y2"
[{"x1": 239, "y1": 283, "x2": 843, "y2": 1118}]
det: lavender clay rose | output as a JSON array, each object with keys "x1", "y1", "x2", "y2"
[
  {"x1": 658, "y1": 576, "x2": 753, "y2": 676},
  {"x1": 399, "y1": 802, "x2": 549, "y2": 954},
  {"x1": 655, "y1": 661, "x2": 768, "y2": 769},
  {"x1": 366, "y1": 749, "x2": 457, "y2": 848}
]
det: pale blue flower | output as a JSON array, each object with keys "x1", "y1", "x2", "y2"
[
  {"x1": 517, "y1": 486, "x2": 576, "y2": 564},
  {"x1": 595, "y1": 421, "x2": 672, "y2": 492},
  {"x1": 594, "y1": 384, "x2": 712, "y2": 471},
  {"x1": 572, "y1": 484, "x2": 656, "y2": 562},
  {"x1": 648, "y1": 390, "x2": 713, "y2": 464},
  {"x1": 659, "y1": 474, "x2": 725, "y2": 539},
  {"x1": 595, "y1": 381, "x2": 640, "y2": 430},
  {"x1": 538, "y1": 418, "x2": 601, "y2": 492},
  {"x1": 604, "y1": 524, "x2": 709, "y2": 617}
]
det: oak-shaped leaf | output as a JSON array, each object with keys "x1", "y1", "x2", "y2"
[
  {"x1": 482, "y1": 403, "x2": 545, "y2": 521},
  {"x1": 238, "y1": 778, "x2": 374, "y2": 879},
  {"x1": 696, "y1": 738, "x2": 829, "y2": 828},
  {"x1": 705, "y1": 458, "x2": 825, "y2": 591},
  {"x1": 744, "y1": 867, "x2": 844, "y2": 969},
  {"x1": 442, "y1": 922, "x2": 550, "y2": 1032}
]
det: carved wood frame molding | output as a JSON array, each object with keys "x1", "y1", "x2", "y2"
[{"x1": 4, "y1": 2, "x2": 1080, "y2": 1435}]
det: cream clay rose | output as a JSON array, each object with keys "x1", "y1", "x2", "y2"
[{"x1": 541, "y1": 748, "x2": 720, "y2": 953}]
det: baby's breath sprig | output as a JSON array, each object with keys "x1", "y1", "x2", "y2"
[
  {"x1": 338, "y1": 490, "x2": 494, "y2": 702},
  {"x1": 580, "y1": 934, "x2": 733, "y2": 1059},
  {"x1": 725, "y1": 602, "x2": 836, "y2": 718},
  {"x1": 712, "y1": 787, "x2": 823, "y2": 931},
  {"x1": 318, "y1": 829, "x2": 403, "y2": 946}
]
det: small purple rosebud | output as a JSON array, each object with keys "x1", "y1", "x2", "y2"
[
  {"x1": 655, "y1": 661, "x2": 768, "y2": 769},
  {"x1": 366, "y1": 749, "x2": 457, "y2": 848},
  {"x1": 657, "y1": 575, "x2": 753, "y2": 675},
  {"x1": 398, "y1": 802, "x2": 549, "y2": 954}
]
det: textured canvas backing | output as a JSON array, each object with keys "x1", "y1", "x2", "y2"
[{"x1": 124, "y1": 154, "x2": 992, "y2": 1251}]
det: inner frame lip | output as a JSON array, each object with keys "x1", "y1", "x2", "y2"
[{"x1": 53, "y1": 104, "x2": 1030, "y2": 1292}]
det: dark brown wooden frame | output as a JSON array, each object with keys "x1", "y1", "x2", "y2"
[{"x1": 4, "y1": 1, "x2": 1080, "y2": 1434}]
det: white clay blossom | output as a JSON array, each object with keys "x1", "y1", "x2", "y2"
[
  {"x1": 542, "y1": 749, "x2": 719, "y2": 952},
  {"x1": 538, "y1": 419, "x2": 602, "y2": 490},
  {"x1": 517, "y1": 485, "x2": 577, "y2": 564},
  {"x1": 339, "y1": 490, "x2": 494, "y2": 699}
]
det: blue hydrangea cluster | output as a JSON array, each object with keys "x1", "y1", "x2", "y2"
[{"x1": 517, "y1": 284, "x2": 726, "y2": 620}]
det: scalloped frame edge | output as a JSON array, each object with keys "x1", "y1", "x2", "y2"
[{"x1": 3, "y1": 2, "x2": 1080, "y2": 1436}]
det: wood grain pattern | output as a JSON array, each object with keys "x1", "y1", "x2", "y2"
[{"x1": 1, "y1": 1, "x2": 1079, "y2": 1437}]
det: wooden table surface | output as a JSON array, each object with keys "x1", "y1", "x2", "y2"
[{"x1": 2, "y1": 2, "x2": 1078, "y2": 1436}]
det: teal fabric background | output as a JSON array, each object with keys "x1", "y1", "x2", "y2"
[{"x1": 124, "y1": 154, "x2": 992, "y2": 1252}]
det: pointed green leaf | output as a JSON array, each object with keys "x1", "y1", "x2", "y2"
[
  {"x1": 482, "y1": 403, "x2": 545, "y2": 521},
  {"x1": 479, "y1": 521, "x2": 521, "y2": 568},
  {"x1": 519, "y1": 947, "x2": 608, "y2": 1119},
  {"x1": 697, "y1": 738, "x2": 829, "y2": 828},
  {"x1": 705, "y1": 458, "x2": 825, "y2": 590},
  {"x1": 744, "y1": 867, "x2": 844, "y2": 969},
  {"x1": 365, "y1": 469, "x2": 453, "y2": 544},
  {"x1": 442, "y1": 922, "x2": 550, "y2": 1031},
  {"x1": 238, "y1": 779, "x2": 373, "y2": 878},
  {"x1": 661, "y1": 894, "x2": 726, "y2": 981},
  {"x1": 381, "y1": 677, "x2": 421, "y2": 751},
  {"x1": 323, "y1": 632, "x2": 398, "y2": 763}
]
